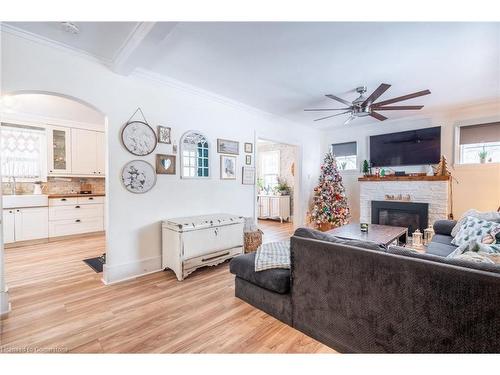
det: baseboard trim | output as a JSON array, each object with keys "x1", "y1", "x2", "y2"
[{"x1": 102, "y1": 255, "x2": 162, "y2": 285}]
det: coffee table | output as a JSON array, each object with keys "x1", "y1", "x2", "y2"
[{"x1": 327, "y1": 223, "x2": 408, "y2": 247}]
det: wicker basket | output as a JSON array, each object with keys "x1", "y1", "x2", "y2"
[{"x1": 244, "y1": 229, "x2": 263, "y2": 253}]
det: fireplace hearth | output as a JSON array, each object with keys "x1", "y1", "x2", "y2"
[{"x1": 371, "y1": 201, "x2": 429, "y2": 234}]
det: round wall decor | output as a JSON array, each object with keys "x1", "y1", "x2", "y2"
[
  {"x1": 121, "y1": 121, "x2": 157, "y2": 156},
  {"x1": 121, "y1": 160, "x2": 157, "y2": 194}
]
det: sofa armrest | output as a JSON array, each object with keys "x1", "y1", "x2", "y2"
[{"x1": 433, "y1": 220, "x2": 457, "y2": 236}]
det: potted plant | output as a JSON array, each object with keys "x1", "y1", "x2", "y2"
[
  {"x1": 256, "y1": 178, "x2": 265, "y2": 193},
  {"x1": 479, "y1": 148, "x2": 488, "y2": 164},
  {"x1": 273, "y1": 178, "x2": 291, "y2": 196}
]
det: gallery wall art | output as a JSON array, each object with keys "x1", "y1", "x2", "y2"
[{"x1": 121, "y1": 160, "x2": 157, "y2": 193}]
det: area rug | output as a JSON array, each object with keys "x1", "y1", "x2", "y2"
[{"x1": 83, "y1": 254, "x2": 105, "y2": 273}]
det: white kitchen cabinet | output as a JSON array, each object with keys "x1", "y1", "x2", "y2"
[
  {"x1": 13, "y1": 207, "x2": 49, "y2": 241},
  {"x1": 72, "y1": 128, "x2": 97, "y2": 175},
  {"x1": 162, "y1": 214, "x2": 244, "y2": 281},
  {"x1": 96, "y1": 131, "x2": 106, "y2": 176},
  {"x1": 257, "y1": 195, "x2": 291, "y2": 223},
  {"x1": 47, "y1": 126, "x2": 72, "y2": 175},
  {"x1": 2, "y1": 209, "x2": 16, "y2": 244},
  {"x1": 48, "y1": 196, "x2": 105, "y2": 238},
  {"x1": 3, "y1": 207, "x2": 49, "y2": 243}
]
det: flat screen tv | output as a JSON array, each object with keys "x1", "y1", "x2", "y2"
[{"x1": 369, "y1": 126, "x2": 441, "y2": 167}]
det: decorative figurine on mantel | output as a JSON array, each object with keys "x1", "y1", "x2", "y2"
[
  {"x1": 362, "y1": 160, "x2": 370, "y2": 176},
  {"x1": 435, "y1": 155, "x2": 451, "y2": 176}
]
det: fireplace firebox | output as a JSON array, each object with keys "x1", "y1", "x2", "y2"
[{"x1": 371, "y1": 201, "x2": 429, "y2": 234}]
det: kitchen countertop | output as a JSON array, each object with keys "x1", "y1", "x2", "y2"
[{"x1": 48, "y1": 193, "x2": 106, "y2": 198}]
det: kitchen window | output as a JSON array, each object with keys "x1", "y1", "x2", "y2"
[
  {"x1": 1, "y1": 123, "x2": 47, "y2": 182},
  {"x1": 330, "y1": 141, "x2": 357, "y2": 170},
  {"x1": 458, "y1": 122, "x2": 500, "y2": 164}
]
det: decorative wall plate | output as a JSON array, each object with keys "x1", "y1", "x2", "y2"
[
  {"x1": 121, "y1": 121, "x2": 157, "y2": 156},
  {"x1": 121, "y1": 160, "x2": 157, "y2": 193}
]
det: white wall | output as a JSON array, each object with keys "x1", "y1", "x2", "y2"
[
  {"x1": 0, "y1": 31, "x2": 321, "y2": 283},
  {"x1": 321, "y1": 101, "x2": 500, "y2": 222}
]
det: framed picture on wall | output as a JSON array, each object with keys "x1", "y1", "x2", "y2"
[
  {"x1": 244, "y1": 142, "x2": 253, "y2": 153},
  {"x1": 220, "y1": 155, "x2": 237, "y2": 180},
  {"x1": 242, "y1": 167, "x2": 255, "y2": 185},
  {"x1": 157, "y1": 126, "x2": 171, "y2": 144},
  {"x1": 156, "y1": 154, "x2": 176, "y2": 174},
  {"x1": 245, "y1": 155, "x2": 252, "y2": 165},
  {"x1": 217, "y1": 139, "x2": 239, "y2": 155}
]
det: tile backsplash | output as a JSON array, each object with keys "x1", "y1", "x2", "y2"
[{"x1": 2, "y1": 177, "x2": 105, "y2": 195}]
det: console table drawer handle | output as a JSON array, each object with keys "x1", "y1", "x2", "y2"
[{"x1": 202, "y1": 252, "x2": 230, "y2": 262}]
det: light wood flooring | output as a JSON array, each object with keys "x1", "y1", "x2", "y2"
[{"x1": 1, "y1": 222, "x2": 334, "y2": 353}]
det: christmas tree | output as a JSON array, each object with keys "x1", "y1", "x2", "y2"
[{"x1": 311, "y1": 153, "x2": 350, "y2": 230}]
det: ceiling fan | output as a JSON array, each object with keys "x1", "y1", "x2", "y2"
[{"x1": 304, "y1": 84, "x2": 431, "y2": 125}]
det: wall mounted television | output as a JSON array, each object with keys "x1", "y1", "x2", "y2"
[{"x1": 369, "y1": 126, "x2": 441, "y2": 167}]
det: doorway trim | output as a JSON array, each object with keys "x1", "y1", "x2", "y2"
[{"x1": 254, "y1": 135, "x2": 303, "y2": 229}]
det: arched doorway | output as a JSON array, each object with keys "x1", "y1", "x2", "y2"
[{"x1": 0, "y1": 91, "x2": 109, "y2": 315}]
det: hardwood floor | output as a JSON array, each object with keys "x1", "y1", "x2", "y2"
[
  {"x1": 258, "y1": 219, "x2": 294, "y2": 243},
  {"x1": 1, "y1": 229, "x2": 334, "y2": 353}
]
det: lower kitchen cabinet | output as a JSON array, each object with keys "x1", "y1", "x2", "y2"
[
  {"x1": 48, "y1": 197, "x2": 104, "y2": 237},
  {"x1": 2, "y1": 207, "x2": 49, "y2": 243}
]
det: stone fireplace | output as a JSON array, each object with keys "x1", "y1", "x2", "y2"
[{"x1": 359, "y1": 177, "x2": 450, "y2": 232}]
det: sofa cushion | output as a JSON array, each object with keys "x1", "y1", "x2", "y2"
[
  {"x1": 433, "y1": 220, "x2": 457, "y2": 236},
  {"x1": 426, "y1": 241, "x2": 457, "y2": 257},
  {"x1": 293, "y1": 227, "x2": 387, "y2": 251},
  {"x1": 230, "y1": 253, "x2": 290, "y2": 294},
  {"x1": 387, "y1": 245, "x2": 500, "y2": 274}
]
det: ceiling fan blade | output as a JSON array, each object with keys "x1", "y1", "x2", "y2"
[
  {"x1": 325, "y1": 94, "x2": 352, "y2": 106},
  {"x1": 304, "y1": 108, "x2": 351, "y2": 112},
  {"x1": 369, "y1": 112, "x2": 388, "y2": 121},
  {"x1": 361, "y1": 83, "x2": 391, "y2": 106},
  {"x1": 314, "y1": 111, "x2": 351, "y2": 122},
  {"x1": 372, "y1": 89, "x2": 431, "y2": 107},
  {"x1": 373, "y1": 105, "x2": 424, "y2": 110}
]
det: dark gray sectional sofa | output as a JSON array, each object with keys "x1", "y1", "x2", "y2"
[{"x1": 229, "y1": 220, "x2": 500, "y2": 353}]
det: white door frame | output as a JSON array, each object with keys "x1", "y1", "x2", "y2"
[{"x1": 254, "y1": 133, "x2": 303, "y2": 229}]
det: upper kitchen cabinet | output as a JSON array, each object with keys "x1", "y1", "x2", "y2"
[
  {"x1": 47, "y1": 125, "x2": 72, "y2": 175},
  {"x1": 96, "y1": 131, "x2": 106, "y2": 176},
  {"x1": 72, "y1": 128, "x2": 98, "y2": 176}
]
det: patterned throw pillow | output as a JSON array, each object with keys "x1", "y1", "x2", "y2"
[
  {"x1": 451, "y1": 209, "x2": 500, "y2": 237},
  {"x1": 451, "y1": 216, "x2": 500, "y2": 247}
]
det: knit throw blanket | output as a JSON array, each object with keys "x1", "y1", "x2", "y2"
[{"x1": 254, "y1": 240, "x2": 290, "y2": 272}]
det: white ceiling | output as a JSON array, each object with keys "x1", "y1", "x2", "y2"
[{"x1": 4, "y1": 22, "x2": 500, "y2": 127}]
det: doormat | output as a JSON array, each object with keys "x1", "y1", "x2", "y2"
[{"x1": 83, "y1": 254, "x2": 105, "y2": 273}]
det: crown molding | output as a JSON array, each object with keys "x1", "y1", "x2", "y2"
[
  {"x1": 1, "y1": 110, "x2": 104, "y2": 131},
  {"x1": 1, "y1": 23, "x2": 312, "y2": 131},
  {"x1": 0, "y1": 22, "x2": 112, "y2": 67},
  {"x1": 132, "y1": 68, "x2": 310, "y2": 129}
]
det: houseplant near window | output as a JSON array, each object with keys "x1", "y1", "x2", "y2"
[
  {"x1": 479, "y1": 148, "x2": 488, "y2": 164},
  {"x1": 273, "y1": 178, "x2": 291, "y2": 196}
]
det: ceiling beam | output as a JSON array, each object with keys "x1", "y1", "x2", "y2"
[{"x1": 112, "y1": 22, "x2": 178, "y2": 75}]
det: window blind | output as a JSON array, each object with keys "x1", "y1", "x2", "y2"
[
  {"x1": 459, "y1": 122, "x2": 500, "y2": 145},
  {"x1": 331, "y1": 141, "x2": 357, "y2": 157}
]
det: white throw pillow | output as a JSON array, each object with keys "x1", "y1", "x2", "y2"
[
  {"x1": 451, "y1": 210, "x2": 500, "y2": 237},
  {"x1": 451, "y1": 216, "x2": 500, "y2": 247}
]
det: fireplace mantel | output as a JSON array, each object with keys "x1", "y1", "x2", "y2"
[{"x1": 358, "y1": 175, "x2": 450, "y2": 182}]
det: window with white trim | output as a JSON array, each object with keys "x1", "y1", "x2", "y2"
[
  {"x1": 260, "y1": 150, "x2": 280, "y2": 189},
  {"x1": 330, "y1": 141, "x2": 357, "y2": 170},
  {"x1": 459, "y1": 122, "x2": 500, "y2": 164},
  {"x1": 1, "y1": 124, "x2": 47, "y2": 181}
]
